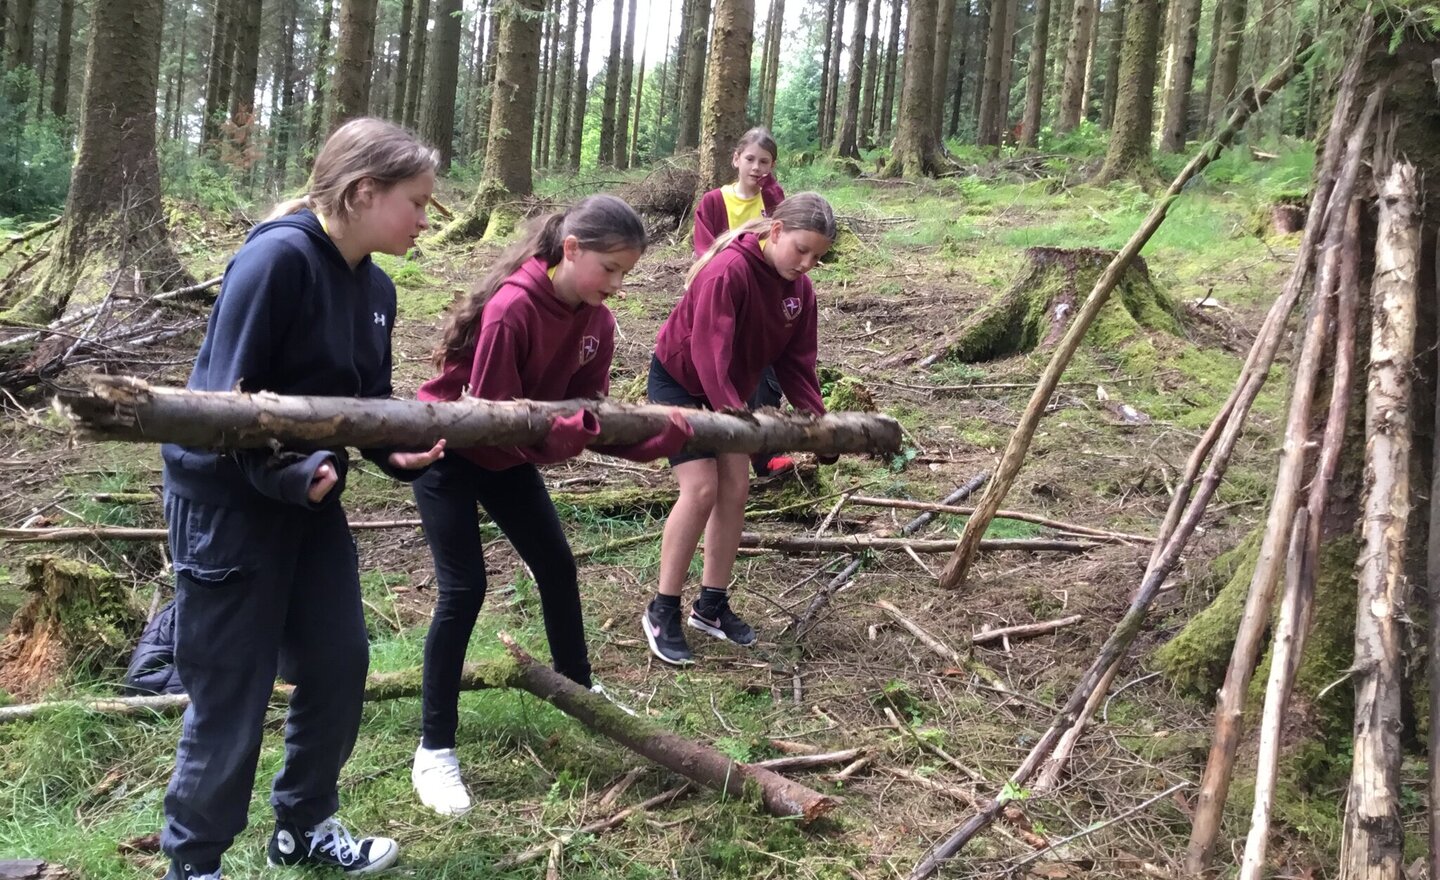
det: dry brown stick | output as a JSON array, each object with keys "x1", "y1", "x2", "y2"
[
  {"x1": 872, "y1": 599, "x2": 1009, "y2": 692},
  {"x1": 739, "y1": 533, "x2": 1098, "y2": 554},
  {"x1": 972, "y1": 615, "x2": 1084, "y2": 644},
  {"x1": 596, "y1": 766, "x2": 646, "y2": 809},
  {"x1": 1184, "y1": 80, "x2": 1385, "y2": 874},
  {"x1": 846, "y1": 495, "x2": 1153, "y2": 543},
  {"x1": 1032, "y1": 662, "x2": 1121, "y2": 793},
  {"x1": 934, "y1": 34, "x2": 1317, "y2": 594},
  {"x1": 752, "y1": 748, "x2": 864, "y2": 771},
  {"x1": 494, "y1": 784, "x2": 693, "y2": 869},
  {"x1": 1242, "y1": 201, "x2": 1363, "y2": 880},
  {"x1": 1427, "y1": 221, "x2": 1440, "y2": 880},
  {"x1": 834, "y1": 755, "x2": 873, "y2": 781},
  {"x1": 0, "y1": 518, "x2": 427, "y2": 543},
  {"x1": 1342, "y1": 160, "x2": 1418, "y2": 878},
  {"x1": 59, "y1": 375, "x2": 903, "y2": 457}
]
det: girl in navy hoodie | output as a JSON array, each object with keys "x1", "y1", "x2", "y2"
[
  {"x1": 643, "y1": 193, "x2": 839, "y2": 666},
  {"x1": 410, "y1": 195, "x2": 691, "y2": 817},
  {"x1": 159, "y1": 118, "x2": 444, "y2": 880}
]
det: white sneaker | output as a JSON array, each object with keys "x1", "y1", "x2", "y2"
[
  {"x1": 411, "y1": 745, "x2": 473, "y2": 816},
  {"x1": 590, "y1": 680, "x2": 639, "y2": 717}
]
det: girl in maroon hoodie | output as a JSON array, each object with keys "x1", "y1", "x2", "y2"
[
  {"x1": 410, "y1": 194, "x2": 691, "y2": 816},
  {"x1": 643, "y1": 193, "x2": 839, "y2": 666}
]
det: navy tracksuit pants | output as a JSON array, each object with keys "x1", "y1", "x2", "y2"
[{"x1": 160, "y1": 492, "x2": 370, "y2": 867}]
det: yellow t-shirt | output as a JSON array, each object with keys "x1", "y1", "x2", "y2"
[{"x1": 721, "y1": 184, "x2": 765, "y2": 231}]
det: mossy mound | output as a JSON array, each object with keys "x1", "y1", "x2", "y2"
[{"x1": 1152, "y1": 528, "x2": 1263, "y2": 696}]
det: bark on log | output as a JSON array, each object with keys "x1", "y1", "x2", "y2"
[
  {"x1": 1341, "y1": 160, "x2": 1418, "y2": 880},
  {"x1": 0, "y1": 634, "x2": 835, "y2": 824},
  {"x1": 58, "y1": 376, "x2": 902, "y2": 457}
]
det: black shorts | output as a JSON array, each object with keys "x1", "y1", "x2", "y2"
[{"x1": 647, "y1": 355, "x2": 785, "y2": 468}]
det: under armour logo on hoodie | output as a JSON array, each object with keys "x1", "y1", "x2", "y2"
[
  {"x1": 373, "y1": 312, "x2": 386, "y2": 326},
  {"x1": 579, "y1": 335, "x2": 600, "y2": 365},
  {"x1": 782, "y1": 298, "x2": 801, "y2": 321}
]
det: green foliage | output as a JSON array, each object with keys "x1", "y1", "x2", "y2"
[
  {"x1": 159, "y1": 140, "x2": 250, "y2": 214},
  {"x1": 0, "y1": 68, "x2": 73, "y2": 218}
]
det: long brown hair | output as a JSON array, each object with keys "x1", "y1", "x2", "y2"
[
  {"x1": 684, "y1": 191, "x2": 837, "y2": 288},
  {"x1": 266, "y1": 118, "x2": 438, "y2": 222},
  {"x1": 735, "y1": 127, "x2": 778, "y2": 161},
  {"x1": 432, "y1": 194, "x2": 647, "y2": 369}
]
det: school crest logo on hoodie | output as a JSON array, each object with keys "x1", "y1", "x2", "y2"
[
  {"x1": 579, "y1": 335, "x2": 600, "y2": 365},
  {"x1": 782, "y1": 297, "x2": 802, "y2": 321}
]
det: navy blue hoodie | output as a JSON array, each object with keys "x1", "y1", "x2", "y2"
[{"x1": 162, "y1": 209, "x2": 418, "y2": 509}]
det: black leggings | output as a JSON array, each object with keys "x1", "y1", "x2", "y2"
[{"x1": 413, "y1": 455, "x2": 591, "y2": 749}]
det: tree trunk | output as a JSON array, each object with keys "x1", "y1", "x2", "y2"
[
  {"x1": 1092, "y1": 0, "x2": 1159, "y2": 183},
  {"x1": 761, "y1": 0, "x2": 783, "y2": 127},
  {"x1": 823, "y1": 0, "x2": 845, "y2": 144},
  {"x1": 1198, "y1": 0, "x2": 1223, "y2": 125},
  {"x1": 613, "y1": 0, "x2": 637, "y2": 168},
  {"x1": 835, "y1": 0, "x2": 871, "y2": 157},
  {"x1": 817, "y1": 0, "x2": 838, "y2": 142},
  {"x1": 675, "y1": 0, "x2": 709, "y2": 150},
  {"x1": 996, "y1": 0, "x2": 1018, "y2": 135},
  {"x1": 421, "y1": 0, "x2": 463, "y2": 169},
  {"x1": 1055, "y1": 0, "x2": 1095, "y2": 132},
  {"x1": 630, "y1": 41, "x2": 646, "y2": 162},
  {"x1": 535, "y1": 0, "x2": 556, "y2": 166},
  {"x1": 860, "y1": 0, "x2": 883, "y2": 143},
  {"x1": 1341, "y1": 161, "x2": 1418, "y2": 880},
  {"x1": 306, "y1": 0, "x2": 336, "y2": 159},
  {"x1": 48, "y1": 0, "x2": 72, "y2": 117},
  {"x1": 567, "y1": 0, "x2": 595, "y2": 169},
  {"x1": 403, "y1": 0, "x2": 430, "y2": 128},
  {"x1": 273, "y1": 0, "x2": 300, "y2": 187},
  {"x1": 2, "y1": 0, "x2": 191, "y2": 325},
  {"x1": 553, "y1": 0, "x2": 577, "y2": 166},
  {"x1": 1019, "y1": 0, "x2": 1051, "y2": 145},
  {"x1": 1158, "y1": 0, "x2": 1201, "y2": 150},
  {"x1": 171, "y1": 0, "x2": 190, "y2": 141},
  {"x1": 882, "y1": 0, "x2": 943, "y2": 175},
  {"x1": 1098, "y1": 0, "x2": 1124, "y2": 128},
  {"x1": 1207, "y1": 0, "x2": 1245, "y2": 126},
  {"x1": 202, "y1": 0, "x2": 232, "y2": 145},
  {"x1": 333, "y1": 0, "x2": 380, "y2": 129},
  {"x1": 929, "y1": 0, "x2": 956, "y2": 144},
  {"x1": 476, "y1": 1, "x2": 499, "y2": 160},
  {"x1": 60, "y1": 377, "x2": 905, "y2": 458},
  {"x1": 392, "y1": 0, "x2": 415, "y2": 118},
  {"x1": 947, "y1": 0, "x2": 971, "y2": 136},
  {"x1": 598, "y1": 0, "x2": 624, "y2": 165},
  {"x1": 229, "y1": 0, "x2": 263, "y2": 123},
  {"x1": 976, "y1": 0, "x2": 1009, "y2": 144},
  {"x1": 5, "y1": 0, "x2": 33, "y2": 70},
  {"x1": 878, "y1": 0, "x2": 902, "y2": 141},
  {"x1": 698, "y1": 0, "x2": 754, "y2": 186},
  {"x1": 215, "y1": 4, "x2": 240, "y2": 129}
]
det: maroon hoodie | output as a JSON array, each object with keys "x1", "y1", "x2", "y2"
[
  {"x1": 655, "y1": 233, "x2": 825, "y2": 415},
  {"x1": 419, "y1": 257, "x2": 615, "y2": 469},
  {"x1": 692, "y1": 177, "x2": 786, "y2": 257}
]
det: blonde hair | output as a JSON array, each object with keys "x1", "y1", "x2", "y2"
[
  {"x1": 266, "y1": 117, "x2": 438, "y2": 222},
  {"x1": 684, "y1": 192, "x2": 837, "y2": 288},
  {"x1": 432, "y1": 194, "x2": 647, "y2": 369}
]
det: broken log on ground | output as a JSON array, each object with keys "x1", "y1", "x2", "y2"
[
  {"x1": 739, "y1": 532, "x2": 1098, "y2": 554},
  {"x1": 58, "y1": 375, "x2": 902, "y2": 457}
]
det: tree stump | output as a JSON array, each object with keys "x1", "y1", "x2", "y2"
[
  {"x1": 927, "y1": 247, "x2": 1182, "y2": 366},
  {"x1": 0, "y1": 556, "x2": 142, "y2": 700}
]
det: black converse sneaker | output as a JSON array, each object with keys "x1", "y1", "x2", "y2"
[
  {"x1": 688, "y1": 590, "x2": 757, "y2": 646},
  {"x1": 165, "y1": 862, "x2": 222, "y2": 880},
  {"x1": 267, "y1": 816, "x2": 399, "y2": 875},
  {"x1": 642, "y1": 598, "x2": 694, "y2": 665}
]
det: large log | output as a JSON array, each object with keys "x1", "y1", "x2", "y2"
[{"x1": 57, "y1": 375, "x2": 902, "y2": 457}]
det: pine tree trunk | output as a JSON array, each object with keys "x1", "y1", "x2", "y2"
[
  {"x1": 421, "y1": 0, "x2": 462, "y2": 168},
  {"x1": 1198, "y1": 0, "x2": 1223, "y2": 126},
  {"x1": 1092, "y1": 0, "x2": 1159, "y2": 183},
  {"x1": 229, "y1": 0, "x2": 263, "y2": 123},
  {"x1": 630, "y1": 42, "x2": 645, "y2": 162},
  {"x1": 49, "y1": 0, "x2": 73, "y2": 117},
  {"x1": 1158, "y1": 0, "x2": 1201, "y2": 150},
  {"x1": 3, "y1": 0, "x2": 191, "y2": 325},
  {"x1": 859, "y1": 0, "x2": 883, "y2": 143},
  {"x1": 610, "y1": 0, "x2": 633, "y2": 167},
  {"x1": 553, "y1": 0, "x2": 577, "y2": 165},
  {"x1": 882, "y1": 0, "x2": 944, "y2": 175},
  {"x1": 946, "y1": 0, "x2": 971, "y2": 137},
  {"x1": 835, "y1": 0, "x2": 871, "y2": 157},
  {"x1": 817, "y1": 0, "x2": 838, "y2": 141},
  {"x1": 216, "y1": 4, "x2": 240, "y2": 126},
  {"x1": 675, "y1": 0, "x2": 709, "y2": 150},
  {"x1": 1047, "y1": 0, "x2": 1070, "y2": 98},
  {"x1": 5, "y1": 0, "x2": 33, "y2": 70},
  {"x1": 171, "y1": 2, "x2": 189, "y2": 141},
  {"x1": 403, "y1": 0, "x2": 430, "y2": 128},
  {"x1": 567, "y1": 0, "x2": 595, "y2": 169},
  {"x1": 929, "y1": 0, "x2": 956, "y2": 144},
  {"x1": 1018, "y1": 0, "x2": 1051, "y2": 145},
  {"x1": 1207, "y1": 0, "x2": 1245, "y2": 126},
  {"x1": 877, "y1": 0, "x2": 902, "y2": 141},
  {"x1": 392, "y1": 0, "x2": 415, "y2": 119},
  {"x1": 0, "y1": 0, "x2": 8, "y2": 65},
  {"x1": 306, "y1": 0, "x2": 336, "y2": 160},
  {"x1": 273, "y1": 0, "x2": 299, "y2": 187},
  {"x1": 598, "y1": 0, "x2": 624, "y2": 165},
  {"x1": 163, "y1": 4, "x2": 183, "y2": 138},
  {"x1": 996, "y1": 0, "x2": 1018, "y2": 135},
  {"x1": 823, "y1": 0, "x2": 845, "y2": 144},
  {"x1": 976, "y1": 0, "x2": 1008, "y2": 144},
  {"x1": 533, "y1": 0, "x2": 553, "y2": 166},
  {"x1": 333, "y1": 0, "x2": 380, "y2": 129},
  {"x1": 761, "y1": 0, "x2": 782, "y2": 127},
  {"x1": 474, "y1": 2, "x2": 499, "y2": 165},
  {"x1": 698, "y1": 0, "x2": 754, "y2": 189},
  {"x1": 202, "y1": 0, "x2": 231, "y2": 145},
  {"x1": 1055, "y1": 0, "x2": 1095, "y2": 132},
  {"x1": 1098, "y1": 0, "x2": 1124, "y2": 128}
]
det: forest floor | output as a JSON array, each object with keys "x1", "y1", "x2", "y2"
[{"x1": 0, "y1": 141, "x2": 1350, "y2": 879}]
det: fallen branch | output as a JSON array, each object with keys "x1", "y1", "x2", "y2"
[
  {"x1": 883, "y1": 768, "x2": 1048, "y2": 849},
  {"x1": 873, "y1": 599, "x2": 1009, "y2": 691},
  {"x1": 739, "y1": 532, "x2": 1098, "y2": 554},
  {"x1": 59, "y1": 375, "x2": 902, "y2": 457},
  {"x1": 0, "y1": 518, "x2": 426, "y2": 544},
  {"x1": 971, "y1": 615, "x2": 1084, "y2": 644},
  {"x1": 934, "y1": 34, "x2": 1317, "y2": 593},
  {"x1": 846, "y1": 495, "x2": 1152, "y2": 543},
  {"x1": 752, "y1": 748, "x2": 864, "y2": 771}
]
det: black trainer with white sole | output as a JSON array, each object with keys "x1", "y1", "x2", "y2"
[
  {"x1": 267, "y1": 816, "x2": 399, "y2": 875},
  {"x1": 688, "y1": 592, "x2": 757, "y2": 646},
  {"x1": 642, "y1": 599, "x2": 694, "y2": 665}
]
